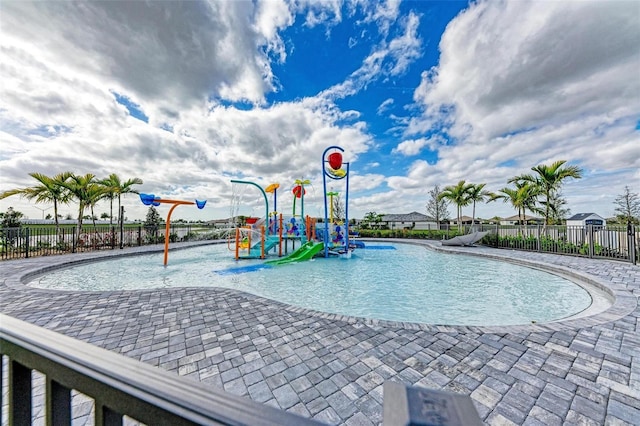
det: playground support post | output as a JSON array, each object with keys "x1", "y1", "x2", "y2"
[{"x1": 345, "y1": 162, "x2": 350, "y2": 250}]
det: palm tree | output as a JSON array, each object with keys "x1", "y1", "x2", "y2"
[
  {"x1": 439, "y1": 180, "x2": 473, "y2": 232},
  {"x1": 495, "y1": 181, "x2": 539, "y2": 234},
  {"x1": 0, "y1": 172, "x2": 73, "y2": 242},
  {"x1": 467, "y1": 183, "x2": 494, "y2": 230},
  {"x1": 86, "y1": 182, "x2": 109, "y2": 230},
  {"x1": 61, "y1": 173, "x2": 108, "y2": 239},
  {"x1": 99, "y1": 174, "x2": 143, "y2": 226},
  {"x1": 514, "y1": 160, "x2": 583, "y2": 225}
]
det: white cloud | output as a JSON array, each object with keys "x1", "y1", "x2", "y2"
[
  {"x1": 296, "y1": 0, "x2": 343, "y2": 29},
  {"x1": 377, "y1": 98, "x2": 394, "y2": 115},
  {"x1": 405, "y1": 0, "x2": 640, "y2": 218},
  {"x1": 322, "y1": 6, "x2": 422, "y2": 100},
  {"x1": 1, "y1": 1, "x2": 276, "y2": 110},
  {"x1": 357, "y1": 0, "x2": 402, "y2": 37},
  {"x1": 412, "y1": 1, "x2": 639, "y2": 141},
  {"x1": 392, "y1": 136, "x2": 441, "y2": 156},
  {"x1": 254, "y1": 0, "x2": 295, "y2": 63}
]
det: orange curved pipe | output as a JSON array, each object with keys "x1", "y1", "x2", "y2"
[{"x1": 154, "y1": 199, "x2": 195, "y2": 266}]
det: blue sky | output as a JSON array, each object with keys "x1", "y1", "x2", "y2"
[{"x1": 1, "y1": 0, "x2": 639, "y2": 222}]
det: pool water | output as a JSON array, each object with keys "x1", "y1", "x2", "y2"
[{"x1": 31, "y1": 243, "x2": 593, "y2": 326}]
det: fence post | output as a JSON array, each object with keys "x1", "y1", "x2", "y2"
[
  {"x1": 628, "y1": 223, "x2": 637, "y2": 265},
  {"x1": 537, "y1": 224, "x2": 541, "y2": 252},
  {"x1": 25, "y1": 227, "x2": 30, "y2": 259},
  {"x1": 72, "y1": 227, "x2": 77, "y2": 253},
  {"x1": 119, "y1": 206, "x2": 125, "y2": 249},
  {"x1": 587, "y1": 224, "x2": 594, "y2": 258}
]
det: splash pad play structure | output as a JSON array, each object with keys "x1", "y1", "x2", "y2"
[
  {"x1": 226, "y1": 145, "x2": 361, "y2": 267},
  {"x1": 139, "y1": 193, "x2": 207, "y2": 265}
]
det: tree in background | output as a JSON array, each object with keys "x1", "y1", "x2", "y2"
[
  {"x1": 99, "y1": 174, "x2": 143, "y2": 225},
  {"x1": 0, "y1": 207, "x2": 24, "y2": 246},
  {"x1": 614, "y1": 186, "x2": 640, "y2": 225},
  {"x1": 467, "y1": 183, "x2": 494, "y2": 229},
  {"x1": 494, "y1": 181, "x2": 539, "y2": 233},
  {"x1": 426, "y1": 185, "x2": 450, "y2": 228},
  {"x1": 439, "y1": 180, "x2": 473, "y2": 232},
  {"x1": 0, "y1": 172, "x2": 73, "y2": 243},
  {"x1": 512, "y1": 160, "x2": 583, "y2": 225},
  {"x1": 60, "y1": 173, "x2": 107, "y2": 238},
  {"x1": 547, "y1": 191, "x2": 571, "y2": 225},
  {"x1": 144, "y1": 206, "x2": 162, "y2": 243},
  {"x1": 362, "y1": 211, "x2": 383, "y2": 229},
  {"x1": 0, "y1": 207, "x2": 23, "y2": 228}
]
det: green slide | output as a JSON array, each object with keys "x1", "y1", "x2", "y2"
[{"x1": 265, "y1": 241, "x2": 324, "y2": 266}]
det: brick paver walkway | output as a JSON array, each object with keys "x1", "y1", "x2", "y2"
[{"x1": 1, "y1": 240, "x2": 638, "y2": 425}]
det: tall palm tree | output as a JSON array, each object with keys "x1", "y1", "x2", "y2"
[
  {"x1": 514, "y1": 160, "x2": 583, "y2": 225},
  {"x1": 61, "y1": 173, "x2": 107, "y2": 238},
  {"x1": 439, "y1": 180, "x2": 473, "y2": 232},
  {"x1": 99, "y1": 174, "x2": 143, "y2": 225},
  {"x1": 495, "y1": 181, "x2": 539, "y2": 233},
  {"x1": 99, "y1": 174, "x2": 118, "y2": 225},
  {"x1": 86, "y1": 183, "x2": 109, "y2": 230},
  {"x1": 0, "y1": 172, "x2": 73, "y2": 242},
  {"x1": 467, "y1": 183, "x2": 494, "y2": 229}
]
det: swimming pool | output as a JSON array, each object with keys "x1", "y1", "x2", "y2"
[{"x1": 30, "y1": 243, "x2": 595, "y2": 326}]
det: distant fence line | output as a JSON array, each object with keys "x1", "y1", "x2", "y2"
[
  {"x1": 1, "y1": 223, "x2": 638, "y2": 264},
  {"x1": 0, "y1": 224, "x2": 231, "y2": 260},
  {"x1": 358, "y1": 223, "x2": 639, "y2": 264}
]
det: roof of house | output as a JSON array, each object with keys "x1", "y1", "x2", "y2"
[
  {"x1": 567, "y1": 213, "x2": 604, "y2": 221},
  {"x1": 450, "y1": 215, "x2": 475, "y2": 223},
  {"x1": 381, "y1": 212, "x2": 435, "y2": 222},
  {"x1": 501, "y1": 214, "x2": 543, "y2": 221}
]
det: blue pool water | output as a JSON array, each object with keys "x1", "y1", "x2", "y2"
[{"x1": 31, "y1": 243, "x2": 593, "y2": 326}]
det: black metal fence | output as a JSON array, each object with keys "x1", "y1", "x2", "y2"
[
  {"x1": 354, "y1": 223, "x2": 639, "y2": 264},
  {"x1": 2, "y1": 223, "x2": 638, "y2": 264},
  {"x1": 0, "y1": 224, "x2": 228, "y2": 260},
  {"x1": 482, "y1": 223, "x2": 638, "y2": 264}
]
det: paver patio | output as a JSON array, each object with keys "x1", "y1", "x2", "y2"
[{"x1": 1, "y1": 239, "x2": 638, "y2": 425}]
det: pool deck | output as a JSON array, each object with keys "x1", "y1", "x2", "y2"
[{"x1": 1, "y1": 239, "x2": 639, "y2": 425}]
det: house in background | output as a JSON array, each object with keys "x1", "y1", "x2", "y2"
[
  {"x1": 448, "y1": 215, "x2": 479, "y2": 226},
  {"x1": 499, "y1": 214, "x2": 544, "y2": 226},
  {"x1": 381, "y1": 212, "x2": 438, "y2": 230},
  {"x1": 566, "y1": 213, "x2": 606, "y2": 228},
  {"x1": 566, "y1": 213, "x2": 613, "y2": 247}
]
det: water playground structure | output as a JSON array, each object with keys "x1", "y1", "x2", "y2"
[
  {"x1": 139, "y1": 193, "x2": 207, "y2": 265},
  {"x1": 227, "y1": 145, "x2": 362, "y2": 264}
]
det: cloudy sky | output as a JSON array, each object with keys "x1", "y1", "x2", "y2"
[{"x1": 1, "y1": 0, "x2": 639, "y2": 222}]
